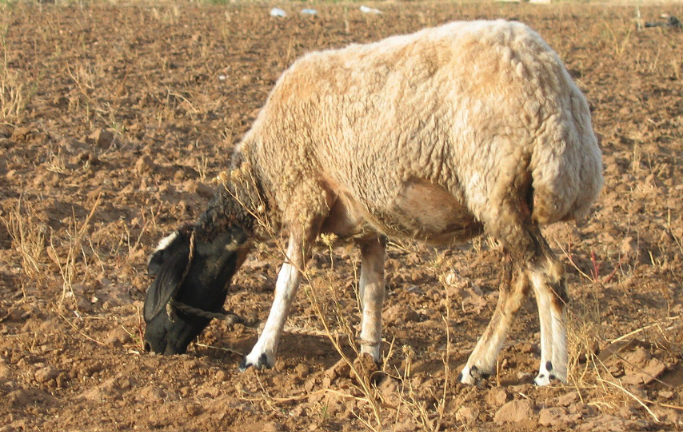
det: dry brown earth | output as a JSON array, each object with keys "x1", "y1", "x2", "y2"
[{"x1": 1, "y1": 1, "x2": 683, "y2": 431}]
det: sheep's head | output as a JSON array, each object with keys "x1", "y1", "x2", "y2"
[{"x1": 143, "y1": 224, "x2": 249, "y2": 355}]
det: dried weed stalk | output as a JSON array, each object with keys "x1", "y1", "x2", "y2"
[
  {"x1": 566, "y1": 281, "x2": 683, "y2": 422},
  {"x1": 1, "y1": 199, "x2": 47, "y2": 284},
  {"x1": 301, "y1": 255, "x2": 385, "y2": 430},
  {"x1": 48, "y1": 193, "x2": 101, "y2": 306},
  {"x1": 297, "y1": 232, "x2": 453, "y2": 431},
  {"x1": 0, "y1": 52, "x2": 27, "y2": 122}
]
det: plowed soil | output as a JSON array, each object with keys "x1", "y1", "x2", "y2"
[{"x1": 1, "y1": 1, "x2": 683, "y2": 431}]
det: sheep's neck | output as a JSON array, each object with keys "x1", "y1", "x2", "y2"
[{"x1": 194, "y1": 184, "x2": 254, "y2": 242}]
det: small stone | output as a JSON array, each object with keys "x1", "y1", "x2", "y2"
[
  {"x1": 622, "y1": 357, "x2": 667, "y2": 385},
  {"x1": 185, "y1": 403, "x2": 202, "y2": 416},
  {"x1": 494, "y1": 399, "x2": 535, "y2": 424},
  {"x1": 215, "y1": 370, "x2": 229, "y2": 382},
  {"x1": 0, "y1": 362, "x2": 13, "y2": 383},
  {"x1": 378, "y1": 376, "x2": 400, "y2": 405},
  {"x1": 255, "y1": 421, "x2": 280, "y2": 432},
  {"x1": 391, "y1": 420, "x2": 419, "y2": 432},
  {"x1": 135, "y1": 155, "x2": 155, "y2": 174},
  {"x1": 89, "y1": 129, "x2": 115, "y2": 149},
  {"x1": 35, "y1": 365, "x2": 59, "y2": 383},
  {"x1": 294, "y1": 363, "x2": 309, "y2": 379},
  {"x1": 194, "y1": 182, "x2": 215, "y2": 200},
  {"x1": 659, "y1": 390, "x2": 674, "y2": 399},
  {"x1": 487, "y1": 387, "x2": 509, "y2": 407},
  {"x1": 576, "y1": 415, "x2": 649, "y2": 431},
  {"x1": 118, "y1": 378, "x2": 132, "y2": 390},
  {"x1": 141, "y1": 385, "x2": 167, "y2": 401},
  {"x1": 11, "y1": 126, "x2": 32, "y2": 141},
  {"x1": 384, "y1": 304, "x2": 419, "y2": 325},
  {"x1": 105, "y1": 327, "x2": 132, "y2": 348},
  {"x1": 557, "y1": 391, "x2": 579, "y2": 406},
  {"x1": 621, "y1": 236, "x2": 637, "y2": 256},
  {"x1": 539, "y1": 407, "x2": 567, "y2": 426},
  {"x1": 289, "y1": 405, "x2": 306, "y2": 418},
  {"x1": 455, "y1": 406, "x2": 479, "y2": 424},
  {"x1": 8, "y1": 389, "x2": 31, "y2": 407},
  {"x1": 325, "y1": 358, "x2": 350, "y2": 381},
  {"x1": 304, "y1": 378, "x2": 317, "y2": 392}
]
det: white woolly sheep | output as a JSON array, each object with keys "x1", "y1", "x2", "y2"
[{"x1": 142, "y1": 19, "x2": 603, "y2": 386}]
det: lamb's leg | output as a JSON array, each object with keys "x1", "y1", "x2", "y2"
[
  {"x1": 240, "y1": 230, "x2": 312, "y2": 370},
  {"x1": 459, "y1": 255, "x2": 530, "y2": 384},
  {"x1": 357, "y1": 236, "x2": 386, "y2": 363}
]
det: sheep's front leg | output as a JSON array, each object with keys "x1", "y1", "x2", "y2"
[
  {"x1": 240, "y1": 233, "x2": 308, "y2": 370},
  {"x1": 358, "y1": 236, "x2": 386, "y2": 363},
  {"x1": 459, "y1": 255, "x2": 529, "y2": 384}
]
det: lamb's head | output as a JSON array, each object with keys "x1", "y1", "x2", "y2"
[{"x1": 143, "y1": 224, "x2": 249, "y2": 355}]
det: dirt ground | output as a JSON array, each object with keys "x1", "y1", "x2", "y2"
[{"x1": 1, "y1": 1, "x2": 683, "y2": 431}]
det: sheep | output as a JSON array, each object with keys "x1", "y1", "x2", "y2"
[{"x1": 142, "y1": 19, "x2": 603, "y2": 386}]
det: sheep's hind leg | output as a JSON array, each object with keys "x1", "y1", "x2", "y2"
[
  {"x1": 461, "y1": 200, "x2": 568, "y2": 386},
  {"x1": 459, "y1": 255, "x2": 529, "y2": 384},
  {"x1": 526, "y1": 224, "x2": 568, "y2": 385},
  {"x1": 240, "y1": 227, "x2": 315, "y2": 370},
  {"x1": 357, "y1": 236, "x2": 386, "y2": 363}
]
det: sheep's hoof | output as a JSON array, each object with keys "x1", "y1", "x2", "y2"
[
  {"x1": 458, "y1": 365, "x2": 492, "y2": 385},
  {"x1": 533, "y1": 373, "x2": 554, "y2": 386},
  {"x1": 239, "y1": 353, "x2": 270, "y2": 372},
  {"x1": 533, "y1": 372, "x2": 565, "y2": 386},
  {"x1": 533, "y1": 360, "x2": 566, "y2": 386}
]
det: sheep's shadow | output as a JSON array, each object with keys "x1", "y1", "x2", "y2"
[{"x1": 197, "y1": 331, "x2": 356, "y2": 369}]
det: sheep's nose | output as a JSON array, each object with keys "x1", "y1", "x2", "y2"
[{"x1": 143, "y1": 341, "x2": 152, "y2": 352}]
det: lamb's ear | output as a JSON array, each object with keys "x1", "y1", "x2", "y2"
[{"x1": 144, "y1": 247, "x2": 190, "y2": 322}]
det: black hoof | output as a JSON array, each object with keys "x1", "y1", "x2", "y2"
[
  {"x1": 238, "y1": 357, "x2": 250, "y2": 372},
  {"x1": 470, "y1": 365, "x2": 491, "y2": 381}
]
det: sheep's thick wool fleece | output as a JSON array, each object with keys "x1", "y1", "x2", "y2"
[{"x1": 236, "y1": 20, "x2": 603, "y2": 232}]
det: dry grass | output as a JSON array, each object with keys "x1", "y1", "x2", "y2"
[
  {"x1": 0, "y1": 51, "x2": 28, "y2": 123},
  {"x1": 0, "y1": 199, "x2": 47, "y2": 287},
  {"x1": 46, "y1": 194, "x2": 101, "y2": 308},
  {"x1": 0, "y1": 9, "x2": 28, "y2": 123},
  {"x1": 301, "y1": 247, "x2": 455, "y2": 431}
]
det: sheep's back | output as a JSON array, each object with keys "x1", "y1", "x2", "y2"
[{"x1": 242, "y1": 20, "x2": 603, "y2": 228}]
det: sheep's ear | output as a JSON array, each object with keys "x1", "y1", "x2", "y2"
[
  {"x1": 148, "y1": 231, "x2": 182, "y2": 276},
  {"x1": 144, "y1": 244, "x2": 190, "y2": 322},
  {"x1": 147, "y1": 250, "x2": 164, "y2": 276}
]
